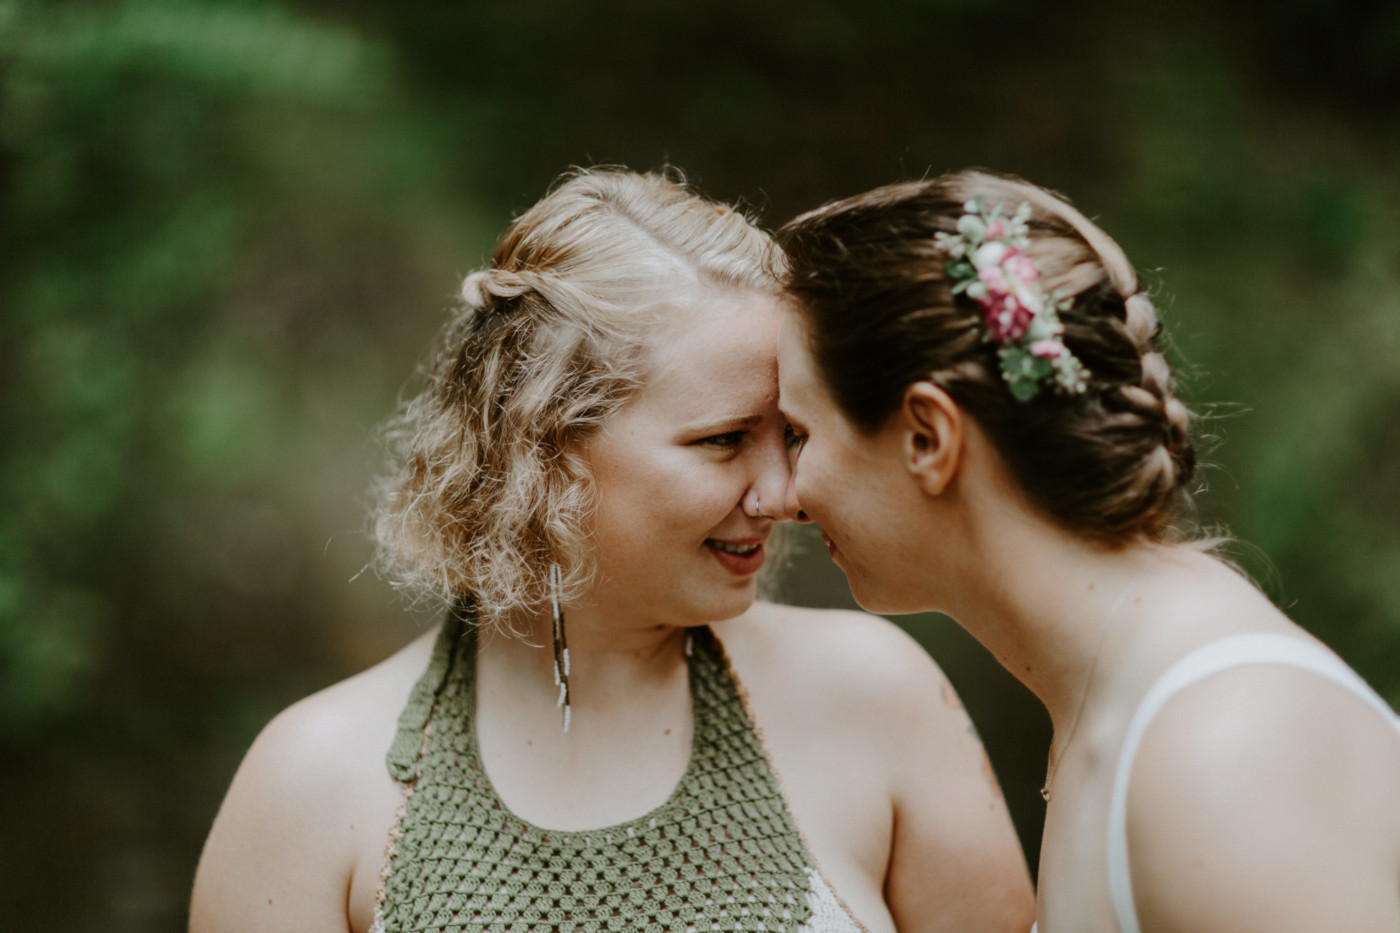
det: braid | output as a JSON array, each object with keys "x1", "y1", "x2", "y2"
[
  {"x1": 1121, "y1": 294, "x2": 1193, "y2": 467},
  {"x1": 1012, "y1": 186, "x2": 1198, "y2": 538},
  {"x1": 1062, "y1": 216, "x2": 1198, "y2": 538},
  {"x1": 779, "y1": 170, "x2": 1202, "y2": 544},
  {"x1": 1102, "y1": 293, "x2": 1196, "y2": 536}
]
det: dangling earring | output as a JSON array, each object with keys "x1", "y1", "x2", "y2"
[{"x1": 549, "y1": 563, "x2": 571, "y2": 733}]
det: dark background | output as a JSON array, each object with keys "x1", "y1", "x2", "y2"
[{"x1": 4, "y1": 1, "x2": 1399, "y2": 928}]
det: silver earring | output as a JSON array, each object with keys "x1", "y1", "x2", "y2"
[{"x1": 549, "y1": 563, "x2": 571, "y2": 733}]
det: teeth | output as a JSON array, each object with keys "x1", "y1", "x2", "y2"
[{"x1": 711, "y1": 541, "x2": 759, "y2": 555}]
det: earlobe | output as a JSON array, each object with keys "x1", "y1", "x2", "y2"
[{"x1": 901, "y1": 382, "x2": 962, "y2": 496}]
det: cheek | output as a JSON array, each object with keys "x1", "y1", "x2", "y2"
[
  {"x1": 593, "y1": 454, "x2": 738, "y2": 553},
  {"x1": 795, "y1": 437, "x2": 904, "y2": 555},
  {"x1": 666, "y1": 462, "x2": 747, "y2": 531}
]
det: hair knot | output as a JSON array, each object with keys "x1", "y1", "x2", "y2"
[{"x1": 460, "y1": 268, "x2": 537, "y2": 314}]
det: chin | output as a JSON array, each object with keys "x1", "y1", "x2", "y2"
[
  {"x1": 717, "y1": 590, "x2": 760, "y2": 621},
  {"x1": 700, "y1": 582, "x2": 759, "y2": 624},
  {"x1": 844, "y1": 570, "x2": 928, "y2": 616}
]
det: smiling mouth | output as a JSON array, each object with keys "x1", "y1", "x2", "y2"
[
  {"x1": 704, "y1": 537, "x2": 767, "y2": 576},
  {"x1": 707, "y1": 540, "x2": 761, "y2": 556}
]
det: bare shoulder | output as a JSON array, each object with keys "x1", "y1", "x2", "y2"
[
  {"x1": 716, "y1": 601, "x2": 954, "y2": 709},
  {"x1": 713, "y1": 602, "x2": 994, "y2": 806},
  {"x1": 1126, "y1": 658, "x2": 1400, "y2": 933},
  {"x1": 190, "y1": 624, "x2": 439, "y2": 933},
  {"x1": 715, "y1": 607, "x2": 1032, "y2": 932},
  {"x1": 241, "y1": 622, "x2": 437, "y2": 792}
]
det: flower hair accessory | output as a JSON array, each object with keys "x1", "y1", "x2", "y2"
[{"x1": 934, "y1": 197, "x2": 1089, "y2": 401}]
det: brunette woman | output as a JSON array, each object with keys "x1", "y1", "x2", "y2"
[
  {"x1": 190, "y1": 168, "x2": 1033, "y2": 933},
  {"x1": 776, "y1": 172, "x2": 1400, "y2": 933}
]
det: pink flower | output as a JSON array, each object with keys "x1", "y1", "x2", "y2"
[
  {"x1": 985, "y1": 219, "x2": 1006, "y2": 239},
  {"x1": 1030, "y1": 338, "x2": 1063, "y2": 358},
  {"x1": 978, "y1": 265, "x2": 1008, "y2": 294},
  {"x1": 1004, "y1": 249, "x2": 1039, "y2": 285},
  {"x1": 985, "y1": 296, "x2": 1036, "y2": 342}
]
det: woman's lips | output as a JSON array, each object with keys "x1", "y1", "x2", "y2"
[
  {"x1": 821, "y1": 531, "x2": 837, "y2": 558},
  {"x1": 704, "y1": 537, "x2": 766, "y2": 576}
]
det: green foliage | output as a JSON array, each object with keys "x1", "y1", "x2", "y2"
[
  {"x1": 0, "y1": 0, "x2": 474, "y2": 739},
  {"x1": 1104, "y1": 52, "x2": 1400, "y2": 685}
]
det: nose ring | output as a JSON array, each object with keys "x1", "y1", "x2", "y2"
[{"x1": 743, "y1": 493, "x2": 769, "y2": 520}]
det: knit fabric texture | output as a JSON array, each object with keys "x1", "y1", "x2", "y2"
[{"x1": 376, "y1": 607, "x2": 820, "y2": 933}]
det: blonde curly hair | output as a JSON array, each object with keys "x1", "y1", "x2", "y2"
[{"x1": 374, "y1": 168, "x2": 781, "y2": 631}]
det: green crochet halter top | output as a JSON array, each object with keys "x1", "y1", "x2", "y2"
[{"x1": 376, "y1": 607, "x2": 820, "y2": 933}]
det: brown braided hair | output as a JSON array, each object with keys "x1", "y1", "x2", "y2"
[{"x1": 778, "y1": 171, "x2": 1196, "y2": 543}]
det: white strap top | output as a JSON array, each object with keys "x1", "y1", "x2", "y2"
[
  {"x1": 1104, "y1": 633, "x2": 1400, "y2": 933},
  {"x1": 1031, "y1": 633, "x2": 1399, "y2": 933}
]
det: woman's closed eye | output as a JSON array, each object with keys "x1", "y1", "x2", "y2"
[
  {"x1": 783, "y1": 422, "x2": 807, "y2": 452},
  {"x1": 697, "y1": 430, "x2": 747, "y2": 450}
]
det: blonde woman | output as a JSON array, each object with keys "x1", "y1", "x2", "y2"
[
  {"x1": 190, "y1": 168, "x2": 1033, "y2": 933},
  {"x1": 775, "y1": 172, "x2": 1400, "y2": 933}
]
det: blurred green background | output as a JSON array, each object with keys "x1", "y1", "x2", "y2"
[{"x1": 3, "y1": 0, "x2": 1399, "y2": 927}]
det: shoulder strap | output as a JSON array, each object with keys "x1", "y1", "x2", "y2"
[
  {"x1": 1106, "y1": 633, "x2": 1400, "y2": 933},
  {"x1": 385, "y1": 604, "x2": 471, "y2": 782}
]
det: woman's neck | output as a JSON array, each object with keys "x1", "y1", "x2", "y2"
[
  {"x1": 940, "y1": 505, "x2": 1165, "y2": 734},
  {"x1": 485, "y1": 600, "x2": 694, "y2": 712}
]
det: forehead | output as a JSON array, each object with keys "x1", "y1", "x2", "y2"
[
  {"x1": 776, "y1": 312, "x2": 821, "y2": 417},
  {"x1": 635, "y1": 289, "x2": 782, "y2": 416}
]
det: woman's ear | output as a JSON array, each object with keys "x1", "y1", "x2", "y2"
[{"x1": 900, "y1": 381, "x2": 962, "y2": 496}]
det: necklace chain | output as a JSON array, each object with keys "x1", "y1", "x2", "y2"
[{"x1": 1041, "y1": 547, "x2": 1161, "y2": 803}]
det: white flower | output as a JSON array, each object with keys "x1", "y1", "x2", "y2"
[
  {"x1": 972, "y1": 241, "x2": 1007, "y2": 269},
  {"x1": 1011, "y1": 277, "x2": 1044, "y2": 315},
  {"x1": 957, "y1": 214, "x2": 987, "y2": 242}
]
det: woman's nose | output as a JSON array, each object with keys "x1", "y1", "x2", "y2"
[
  {"x1": 749, "y1": 435, "x2": 810, "y2": 523},
  {"x1": 780, "y1": 468, "x2": 811, "y2": 523}
]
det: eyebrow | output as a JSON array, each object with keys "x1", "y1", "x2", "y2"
[{"x1": 679, "y1": 413, "x2": 766, "y2": 432}]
